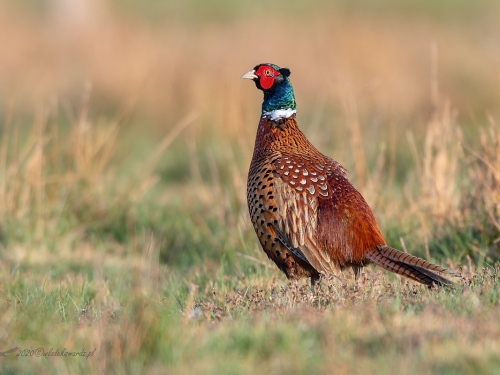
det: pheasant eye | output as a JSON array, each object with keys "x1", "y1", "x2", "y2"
[{"x1": 265, "y1": 69, "x2": 272, "y2": 77}]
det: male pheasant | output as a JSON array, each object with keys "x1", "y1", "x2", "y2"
[{"x1": 242, "y1": 63, "x2": 453, "y2": 287}]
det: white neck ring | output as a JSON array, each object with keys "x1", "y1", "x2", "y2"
[{"x1": 262, "y1": 108, "x2": 296, "y2": 121}]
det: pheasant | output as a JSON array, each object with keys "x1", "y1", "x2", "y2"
[{"x1": 242, "y1": 63, "x2": 454, "y2": 288}]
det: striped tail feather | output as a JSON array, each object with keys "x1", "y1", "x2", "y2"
[{"x1": 366, "y1": 245, "x2": 455, "y2": 286}]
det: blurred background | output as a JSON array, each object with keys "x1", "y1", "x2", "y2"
[
  {"x1": 0, "y1": 0, "x2": 499, "y2": 274},
  {"x1": 2, "y1": 0, "x2": 500, "y2": 119}
]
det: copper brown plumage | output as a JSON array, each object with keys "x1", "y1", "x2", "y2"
[{"x1": 242, "y1": 63, "x2": 456, "y2": 288}]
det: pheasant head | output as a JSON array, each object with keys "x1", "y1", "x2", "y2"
[{"x1": 241, "y1": 63, "x2": 296, "y2": 120}]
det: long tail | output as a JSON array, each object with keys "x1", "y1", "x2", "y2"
[{"x1": 366, "y1": 245, "x2": 455, "y2": 286}]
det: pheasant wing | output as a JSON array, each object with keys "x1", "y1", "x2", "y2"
[{"x1": 272, "y1": 153, "x2": 346, "y2": 274}]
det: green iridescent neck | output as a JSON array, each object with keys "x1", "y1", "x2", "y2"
[{"x1": 262, "y1": 77, "x2": 296, "y2": 115}]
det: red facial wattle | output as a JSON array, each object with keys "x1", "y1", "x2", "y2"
[{"x1": 255, "y1": 65, "x2": 280, "y2": 90}]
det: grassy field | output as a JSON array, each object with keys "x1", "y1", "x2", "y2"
[{"x1": 0, "y1": 1, "x2": 499, "y2": 374}]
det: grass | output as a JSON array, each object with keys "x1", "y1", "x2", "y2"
[{"x1": 0, "y1": 1, "x2": 499, "y2": 374}]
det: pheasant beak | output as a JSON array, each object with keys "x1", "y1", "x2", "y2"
[{"x1": 241, "y1": 70, "x2": 258, "y2": 80}]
